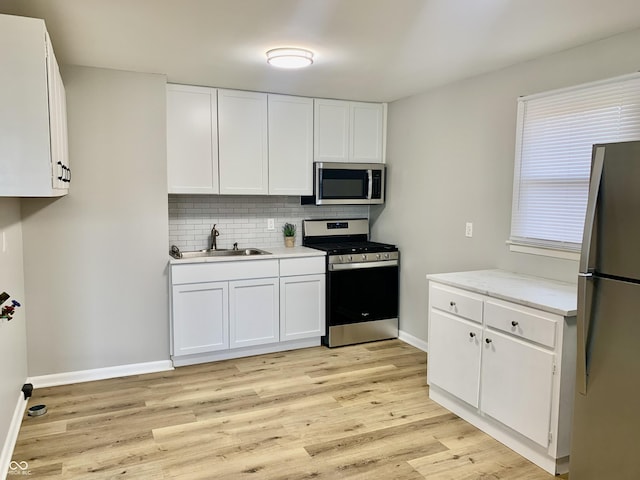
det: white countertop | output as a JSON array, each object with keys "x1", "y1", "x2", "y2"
[
  {"x1": 426, "y1": 269, "x2": 577, "y2": 316},
  {"x1": 169, "y1": 246, "x2": 326, "y2": 265}
]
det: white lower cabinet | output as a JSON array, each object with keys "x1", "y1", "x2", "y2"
[
  {"x1": 480, "y1": 330, "x2": 554, "y2": 447},
  {"x1": 170, "y1": 256, "x2": 326, "y2": 365},
  {"x1": 229, "y1": 278, "x2": 279, "y2": 348},
  {"x1": 427, "y1": 280, "x2": 576, "y2": 475},
  {"x1": 428, "y1": 310, "x2": 481, "y2": 408},
  {"x1": 280, "y1": 274, "x2": 325, "y2": 341},
  {"x1": 172, "y1": 282, "x2": 228, "y2": 355},
  {"x1": 279, "y1": 256, "x2": 326, "y2": 341}
]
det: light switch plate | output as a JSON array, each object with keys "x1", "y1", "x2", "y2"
[
  {"x1": 465, "y1": 222, "x2": 473, "y2": 238},
  {"x1": 267, "y1": 218, "x2": 275, "y2": 231}
]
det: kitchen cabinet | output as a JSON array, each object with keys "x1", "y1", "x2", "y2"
[
  {"x1": 279, "y1": 257, "x2": 326, "y2": 341},
  {"x1": 166, "y1": 84, "x2": 219, "y2": 194},
  {"x1": 218, "y1": 89, "x2": 268, "y2": 195},
  {"x1": 427, "y1": 272, "x2": 577, "y2": 475},
  {"x1": 0, "y1": 14, "x2": 70, "y2": 197},
  {"x1": 172, "y1": 281, "x2": 229, "y2": 355},
  {"x1": 229, "y1": 277, "x2": 279, "y2": 348},
  {"x1": 428, "y1": 309, "x2": 482, "y2": 408},
  {"x1": 169, "y1": 253, "x2": 326, "y2": 366},
  {"x1": 480, "y1": 326, "x2": 554, "y2": 447},
  {"x1": 314, "y1": 99, "x2": 385, "y2": 163},
  {"x1": 268, "y1": 94, "x2": 314, "y2": 195}
]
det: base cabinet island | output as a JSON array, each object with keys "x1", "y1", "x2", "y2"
[
  {"x1": 170, "y1": 247, "x2": 326, "y2": 366},
  {"x1": 426, "y1": 269, "x2": 577, "y2": 475}
]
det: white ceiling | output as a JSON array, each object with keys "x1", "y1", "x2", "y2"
[{"x1": 2, "y1": 0, "x2": 640, "y2": 102}]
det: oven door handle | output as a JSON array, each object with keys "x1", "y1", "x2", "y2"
[{"x1": 329, "y1": 260, "x2": 398, "y2": 271}]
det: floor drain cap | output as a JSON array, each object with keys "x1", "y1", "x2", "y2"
[{"x1": 27, "y1": 404, "x2": 47, "y2": 417}]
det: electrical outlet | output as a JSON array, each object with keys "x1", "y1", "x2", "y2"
[
  {"x1": 465, "y1": 222, "x2": 473, "y2": 238},
  {"x1": 267, "y1": 218, "x2": 275, "y2": 231}
]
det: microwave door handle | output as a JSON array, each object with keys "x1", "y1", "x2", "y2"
[{"x1": 367, "y1": 170, "x2": 373, "y2": 199}]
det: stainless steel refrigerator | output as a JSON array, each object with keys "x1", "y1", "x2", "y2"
[{"x1": 571, "y1": 141, "x2": 640, "y2": 478}]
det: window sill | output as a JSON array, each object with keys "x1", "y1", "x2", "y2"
[{"x1": 507, "y1": 241, "x2": 580, "y2": 261}]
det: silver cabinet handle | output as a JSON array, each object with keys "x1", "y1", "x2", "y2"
[
  {"x1": 485, "y1": 338, "x2": 492, "y2": 344},
  {"x1": 511, "y1": 321, "x2": 519, "y2": 327}
]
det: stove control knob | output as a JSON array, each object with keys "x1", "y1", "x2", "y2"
[
  {"x1": 376, "y1": 253, "x2": 381, "y2": 260},
  {"x1": 362, "y1": 254, "x2": 367, "y2": 261},
  {"x1": 384, "y1": 253, "x2": 390, "y2": 259},
  {"x1": 348, "y1": 255, "x2": 353, "y2": 262},
  {"x1": 338, "y1": 256, "x2": 343, "y2": 263}
]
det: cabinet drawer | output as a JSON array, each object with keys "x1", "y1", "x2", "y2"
[
  {"x1": 279, "y1": 256, "x2": 325, "y2": 276},
  {"x1": 429, "y1": 283, "x2": 483, "y2": 324},
  {"x1": 485, "y1": 300, "x2": 557, "y2": 348},
  {"x1": 172, "y1": 259, "x2": 279, "y2": 285}
]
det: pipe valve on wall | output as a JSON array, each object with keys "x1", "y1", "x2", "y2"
[{"x1": 0, "y1": 291, "x2": 21, "y2": 321}]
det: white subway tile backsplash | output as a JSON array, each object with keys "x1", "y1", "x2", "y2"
[{"x1": 168, "y1": 194, "x2": 369, "y2": 251}]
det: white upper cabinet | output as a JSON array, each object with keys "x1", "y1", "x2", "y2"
[
  {"x1": 351, "y1": 102, "x2": 385, "y2": 163},
  {"x1": 268, "y1": 94, "x2": 313, "y2": 195},
  {"x1": 0, "y1": 14, "x2": 70, "y2": 197},
  {"x1": 314, "y1": 99, "x2": 385, "y2": 163},
  {"x1": 218, "y1": 89, "x2": 268, "y2": 195},
  {"x1": 166, "y1": 84, "x2": 218, "y2": 194}
]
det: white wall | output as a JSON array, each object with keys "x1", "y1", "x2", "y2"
[
  {"x1": 371, "y1": 28, "x2": 640, "y2": 344},
  {"x1": 0, "y1": 198, "x2": 27, "y2": 463},
  {"x1": 20, "y1": 66, "x2": 170, "y2": 376}
]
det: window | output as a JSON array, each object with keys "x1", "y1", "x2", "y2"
[{"x1": 510, "y1": 73, "x2": 640, "y2": 255}]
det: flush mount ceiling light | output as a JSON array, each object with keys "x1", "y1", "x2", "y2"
[{"x1": 266, "y1": 48, "x2": 314, "y2": 69}]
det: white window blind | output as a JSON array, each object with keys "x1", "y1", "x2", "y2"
[{"x1": 510, "y1": 73, "x2": 640, "y2": 252}]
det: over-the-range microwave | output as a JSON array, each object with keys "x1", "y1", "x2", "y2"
[{"x1": 301, "y1": 162, "x2": 386, "y2": 206}]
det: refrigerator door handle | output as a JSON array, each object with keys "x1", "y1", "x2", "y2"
[
  {"x1": 579, "y1": 145, "x2": 606, "y2": 274},
  {"x1": 577, "y1": 273, "x2": 593, "y2": 395}
]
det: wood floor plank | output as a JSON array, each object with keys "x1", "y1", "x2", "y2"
[{"x1": 12, "y1": 340, "x2": 561, "y2": 479}]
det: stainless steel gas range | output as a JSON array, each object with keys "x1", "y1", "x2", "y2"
[{"x1": 302, "y1": 218, "x2": 399, "y2": 347}]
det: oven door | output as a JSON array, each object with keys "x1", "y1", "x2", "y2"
[{"x1": 327, "y1": 261, "x2": 399, "y2": 328}]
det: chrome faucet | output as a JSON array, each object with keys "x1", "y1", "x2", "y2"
[{"x1": 210, "y1": 224, "x2": 220, "y2": 250}]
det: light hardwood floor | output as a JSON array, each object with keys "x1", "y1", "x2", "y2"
[{"x1": 12, "y1": 340, "x2": 567, "y2": 479}]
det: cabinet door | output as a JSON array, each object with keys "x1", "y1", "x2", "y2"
[
  {"x1": 428, "y1": 309, "x2": 482, "y2": 407},
  {"x1": 268, "y1": 94, "x2": 313, "y2": 195},
  {"x1": 229, "y1": 278, "x2": 279, "y2": 348},
  {"x1": 481, "y1": 330, "x2": 554, "y2": 447},
  {"x1": 314, "y1": 99, "x2": 350, "y2": 163},
  {"x1": 0, "y1": 16, "x2": 68, "y2": 197},
  {"x1": 172, "y1": 282, "x2": 229, "y2": 356},
  {"x1": 218, "y1": 89, "x2": 268, "y2": 194},
  {"x1": 166, "y1": 84, "x2": 218, "y2": 194},
  {"x1": 280, "y1": 274, "x2": 326, "y2": 341},
  {"x1": 46, "y1": 33, "x2": 70, "y2": 191},
  {"x1": 351, "y1": 102, "x2": 384, "y2": 163}
]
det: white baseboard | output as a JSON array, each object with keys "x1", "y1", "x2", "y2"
[
  {"x1": 398, "y1": 330, "x2": 428, "y2": 352},
  {"x1": 0, "y1": 391, "x2": 28, "y2": 480},
  {"x1": 27, "y1": 360, "x2": 174, "y2": 389}
]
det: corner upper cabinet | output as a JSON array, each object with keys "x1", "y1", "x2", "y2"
[
  {"x1": 218, "y1": 89, "x2": 268, "y2": 195},
  {"x1": 166, "y1": 84, "x2": 219, "y2": 194},
  {"x1": 0, "y1": 14, "x2": 70, "y2": 197},
  {"x1": 268, "y1": 94, "x2": 313, "y2": 195},
  {"x1": 314, "y1": 99, "x2": 385, "y2": 163}
]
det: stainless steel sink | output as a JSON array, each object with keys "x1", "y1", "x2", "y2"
[{"x1": 170, "y1": 247, "x2": 271, "y2": 259}]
